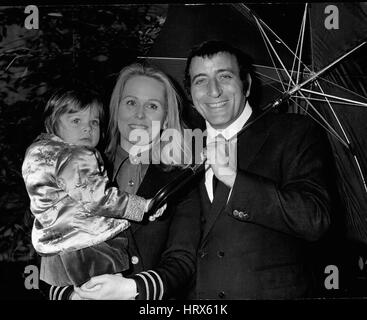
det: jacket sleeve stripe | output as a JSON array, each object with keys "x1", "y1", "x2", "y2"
[
  {"x1": 49, "y1": 286, "x2": 54, "y2": 300},
  {"x1": 52, "y1": 286, "x2": 60, "y2": 300},
  {"x1": 49, "y1": 285, "x2": 73, "y2": 300},
  {"x1": 58, "y1": 286, "x2": 69, "y2": 300},
  {"x1": 136, "y1": 273, "x2": 149, "y2": 300},
  {"x1": 141, "y1": 271, "x2": 157, "y2": 300},
  {"x1": 148, "y1": 270, "x2": 164, "y2": 300}
]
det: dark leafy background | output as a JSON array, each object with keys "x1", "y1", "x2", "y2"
[{"x1": 0, "y1": 4, "x2": 168, "y2": 263}]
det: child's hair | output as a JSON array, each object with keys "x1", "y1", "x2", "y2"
[{"x1": 43, "y1": 88, "x2": 105, "y2": 137}]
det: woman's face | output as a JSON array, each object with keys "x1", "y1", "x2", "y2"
[{"x1": 118, "y1": 75, "x2": 166, "y2": 150}]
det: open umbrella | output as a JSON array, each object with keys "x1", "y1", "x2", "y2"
[{"x1": 143, "y1": 3, "x2": 367, "y2": 247}]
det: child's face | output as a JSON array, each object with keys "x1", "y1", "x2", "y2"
[{"x1": 56, "y1": 106, "x2": 100, "y2": 147}]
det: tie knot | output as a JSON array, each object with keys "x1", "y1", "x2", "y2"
[{"x1": 215, "y1": 133, "x2": 226, "y2": 142}]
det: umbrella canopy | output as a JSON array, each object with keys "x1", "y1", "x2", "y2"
[
  {"x1": 144, "y1": 3, "x2": 304, "y2": 108},
  {"x1": 309, "y1": 3, "x2": 367, "y2": 244},
  {"x1": 143, "y1": 3, "x2": 367, "y2": 245}
]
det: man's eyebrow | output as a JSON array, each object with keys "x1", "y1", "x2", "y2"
[
  {"x1": 216, "y1": 68, "x2": 236, "y2": 74},
  {"x1": 191, "y1": 68, "x2": 236, "y2": 82},
  {"x1": 191, "y1": 73, "x2": 207, "y2": 82}
]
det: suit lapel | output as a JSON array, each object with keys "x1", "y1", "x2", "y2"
[
  {"x1": 237, "y1": 110, "x2": 270, "y2": 171},
  {"x1": 200, "y1": 111, "x2": 271, "y2": 245},
  {"x1": 201, "y1": 181, "x2": 231, "y2": 245}
]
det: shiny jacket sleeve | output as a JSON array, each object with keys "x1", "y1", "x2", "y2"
[
  {"x1": 55, "y1": 147, "x2": 147, "y2": 222},
  {"x1": 225, "y1": 119, "x2": 331, "y2": 241}
]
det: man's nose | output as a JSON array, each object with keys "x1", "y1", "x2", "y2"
[{"x1": 207, "y1": 78, "x2": 222, "y2": 98}]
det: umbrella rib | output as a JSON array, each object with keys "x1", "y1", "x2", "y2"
[
  {"x1": 296, "y1": 3, "x2": 308, "y2": 86},
  {"x1": 353, "y1": 156, "x2": 367, "y2": 193},
  {"x1": 254, "y1": 65, "x2": 367, "y2": 102},
  {"x1": 312, "y1": 77, "x2": 367, "y2": 102},
  {"x1": 289, "y1": 97, "x2": 340, "y2": 141},
  {"x1": 255, "y1": 65, "x2": 367, "y2": 103},
  {"x1": 292, "y1": 96, "x2": 366, "y2": 107},
  {"x1": 312, "y1": 83, "x2": 367, "y2": 194},
  {"x1": 254, "y1": 19, "x2": 287, "y2": 92},
  {"x1": 313, "y1": 80, "x2": 352, "y2": 146},
  {"x1": 294, "y1": 92, "x2": 350, "y2": 148},
  {"x1": 289, "y1": 3, "x2": 308, "y2": 91},
  {"x1": 255, "y1": 72, "x2": 289, "y2": 90},
  {"x1": 237, "y1": 4, "x2": 308, "y2": 73},
  {"x1": 301, "y1": 89, "x2": 367, "y2": 108},
  {"x1": 254, "y1": 16, "x2": 295, "y2": 87},
  {"x1": 255, "y1": 72, "x2": 367, "y2": 108},
  {"x1": 288, "y1": 6, "x2": 305, "y2": 90}
]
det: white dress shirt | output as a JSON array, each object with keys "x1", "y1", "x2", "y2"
[{"x1": 205, "y1": 101, "x2": 253, "y2": 202}]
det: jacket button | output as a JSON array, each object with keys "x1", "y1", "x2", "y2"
[
  {"x1": 218, "y1": 291, "x2": 225, "y2": 299},
  {"x1": 238, "y1": 211, "x2": 249, "y2": 219},
  {"x1": 217, "y1": 251, "x2": 225, "y2": 258},
  {"x1": 233, "y1": 210, "x2": 240, "y2": 217},
  {"x1": 128, "y1": 179, "x2": 134, "y2": 187},
  {"x1": 199, "y1": 251, "x2": 207, "y2": 258},
  {"x1": 131, "y1": 256, "x2": 139, "y2": 265}
]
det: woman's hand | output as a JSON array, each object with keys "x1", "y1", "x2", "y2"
[{"x1": 73, "y1": 274, "x2": 138, "y2": 300}]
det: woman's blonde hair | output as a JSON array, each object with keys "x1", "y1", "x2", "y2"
[{"x1": 105, "y1": 63, "x2": 191, "y2": 168}]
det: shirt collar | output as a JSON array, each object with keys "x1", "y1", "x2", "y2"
[
  {"x1": 206, "y1": 101, "x2": 253, "y2": 143},
  {"x1": 113, "y1": 142, "x2": 154, "y2": 179},
  {"x1": 115, "y1": 144, "x2": 130, "y2": 163}
]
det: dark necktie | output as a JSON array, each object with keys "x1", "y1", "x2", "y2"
[{"x1": 212, "y1": 174, "x2": 219, "y2": 195}]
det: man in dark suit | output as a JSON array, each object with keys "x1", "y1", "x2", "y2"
[{"x1": 184, "y1": 40, "x2": 332, "y2": 299}]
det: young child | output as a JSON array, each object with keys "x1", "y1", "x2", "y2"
[{"x1": 22, "y1": 88, "x2": 163, "y2": 287}]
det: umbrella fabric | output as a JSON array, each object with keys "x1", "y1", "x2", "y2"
[{"x1": 309, "y1": 2, "x2": 367, "y2": 244}]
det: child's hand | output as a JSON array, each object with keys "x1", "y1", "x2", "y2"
[{"x1": 148, "y1": 203, "x2": 167, "y2": 222}]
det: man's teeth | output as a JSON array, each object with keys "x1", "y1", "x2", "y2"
[{"x1": 208, "y1": 101, "x2": 227, "y2": 107}]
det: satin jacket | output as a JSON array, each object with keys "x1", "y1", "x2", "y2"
[{"x1": 22, "y1": 133, "x2": 147, "y2": 255}]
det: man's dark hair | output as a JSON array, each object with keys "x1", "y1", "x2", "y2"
[{"x1": 184, "y1": 40, "x2": 254, "y2": 98}]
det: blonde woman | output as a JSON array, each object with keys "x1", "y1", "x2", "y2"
[{"x1": 47, "y1": 63, "x2": 201, "y2": 300}]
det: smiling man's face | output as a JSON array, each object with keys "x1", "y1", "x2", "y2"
[{"x1": 189, "y1": 51, "x2": 250, "y2": 129}]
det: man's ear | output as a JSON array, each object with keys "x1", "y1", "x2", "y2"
[{"x1": 244, "y1": 74, "x2": 252, "y2": 98}]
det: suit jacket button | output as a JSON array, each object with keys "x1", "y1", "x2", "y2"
[
  {"x1": 131, "y1": 256, "x2": 139, "y2": 265},
  {"x1": 217, "y1": 251, "x2": 225, "y2": 258},
  {"x1": 199, "y1": 251, "x2": 207, "y2": 258},
  {"x1": 233, "y1": 210, "x2": 239, "y2": 217},
  {"x1": 218, "y1": 291, "x2": 225, "y2": 299},
  {"x1": 238, "y1": 211, "x2": 249, "y2": 219}
]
